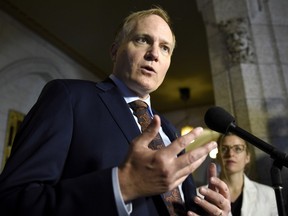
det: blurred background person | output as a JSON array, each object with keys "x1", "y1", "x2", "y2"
[{"x1": 216, "y1": 133, "x2": 278, "y2": 216}]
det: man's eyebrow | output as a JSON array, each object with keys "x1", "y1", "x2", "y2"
[{"x1": 133, "y1": 33, "x2": 173, "y2": 47}]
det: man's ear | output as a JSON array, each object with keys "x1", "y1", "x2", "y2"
[{"x1": 110, "y1": 43, "x2": 118, "y2": 62}]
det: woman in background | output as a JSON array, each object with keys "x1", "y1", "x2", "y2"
[{"x1": 216, "y1": 133, "x2": 278, "y2": 216}]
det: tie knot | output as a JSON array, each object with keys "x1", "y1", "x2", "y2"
[
  {"x1": 129, "y1": 100, "x2": 148, "y2": 112},
  {"x1": 129, "y1": 100, "x2": 151, "y2": 130}
]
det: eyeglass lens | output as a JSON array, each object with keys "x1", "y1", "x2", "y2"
[{"x1": 221, "y1": 145, "x2": 245, "y2": 154}]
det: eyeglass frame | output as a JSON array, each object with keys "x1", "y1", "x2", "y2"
[{"x1": 219, "y1": 144, "x2": 246, "y2": 154}]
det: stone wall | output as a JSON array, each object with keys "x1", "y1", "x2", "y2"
[{"x1": 197, "y1": 0, "x2": 288, "y2": 211}]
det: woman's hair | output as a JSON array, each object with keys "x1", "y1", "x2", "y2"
[
  {"x1": 113, "y1": 6, "x2": 176, "y2": 50},
  {"x1": 216, "y1": 132, "x2": 257, "y2": 180}
]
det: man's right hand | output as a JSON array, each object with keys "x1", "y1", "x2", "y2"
[{"x1": 118, "y1": 115, "x2": 217, "y2": 202}]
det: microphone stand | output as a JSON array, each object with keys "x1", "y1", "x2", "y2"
[
  {"x1": 271, "y1": 160, "x2": 287, "y2": 216},
  {"x1": 229, "y1": 123, "x2": 288, "y2": 216}
]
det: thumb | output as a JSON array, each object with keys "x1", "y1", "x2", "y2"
[
  {"x1": 131, "y1": 115, "x2": 161, "y2": 148},
  {"x1": 145, "y1": 115, "x2": 161, "y2": 134}
]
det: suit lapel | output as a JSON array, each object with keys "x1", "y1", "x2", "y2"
[
  {"x1": 96, "y1": 80, "x2": 180, "y2": 144},
  {"x1": 95, "y1": 80, "x2": 140, "y2": 143}
]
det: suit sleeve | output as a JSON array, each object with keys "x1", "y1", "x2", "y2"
[{"x1": 0, "y1": 80, "x2": 119, "y2": 216}]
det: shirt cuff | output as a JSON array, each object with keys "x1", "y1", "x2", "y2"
[{"x1": 112, "y1": 167, "x2": 132, "y2": 215}]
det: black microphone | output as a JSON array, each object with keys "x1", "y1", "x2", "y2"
[
  {"x1": 204, "y1": 106, "x2": 288, "y2": 168},
  {"x1": 204, "y1": 106, "x2": 235, "y2": 134}
]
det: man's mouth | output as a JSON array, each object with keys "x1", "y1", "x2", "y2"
[{"x1": 141, "y1": 66, "x2": 155, "y2": 73}]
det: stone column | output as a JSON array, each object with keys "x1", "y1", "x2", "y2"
[
  {"x1": 196, "y1": 0, "x2": 288, "y2": 157},
  {"x1": 197, "y1": 1, "x2": 288, "y2": 208}
]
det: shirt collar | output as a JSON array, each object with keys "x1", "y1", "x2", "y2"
[{"x1": 109, "y1": 74, "x2": 151, "y2": 108}]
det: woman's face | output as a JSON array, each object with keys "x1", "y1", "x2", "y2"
[{"x1": 219, "y1": 135, "x2": 250, "y2": 175}]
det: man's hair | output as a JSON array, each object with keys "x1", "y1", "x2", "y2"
[{"x1": 114, "y1": 6, "x2": 176, "y2": 50}]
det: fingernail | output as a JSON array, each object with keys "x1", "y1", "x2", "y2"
[
  {"x1": 194, "y1": 196, "x2": 202, "y2": 204},
  {"x1": 193, "y1": 127, "x2": 203, "y2": 133},
  {"x1": 210, "y1": 141, "x2": 217, "y2": 148},
  {"x1": 199, "y1": 187, "x2": 207, "y2": 193},
  {"x1": 211, "y1": 176, "x2": 217, "y2": 183}
]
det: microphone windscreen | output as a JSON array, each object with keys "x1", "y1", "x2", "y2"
[{"x1": 204, "y1": 106, "x2": 235, "y2": 133}]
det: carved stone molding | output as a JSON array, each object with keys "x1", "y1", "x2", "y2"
[{"x1": 219, "y1": 17, "x2": 255, "y2": 64}]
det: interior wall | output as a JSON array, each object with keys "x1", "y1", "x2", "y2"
[{"x1": 0, "y1": 10, "x2": 100, "y2": 169}]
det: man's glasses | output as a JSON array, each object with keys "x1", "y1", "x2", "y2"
[{"x1": 220, "y1": 144, "x2": 246, "y2": 154}]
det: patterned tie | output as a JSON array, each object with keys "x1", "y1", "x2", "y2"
[{"x1": 129, "y1": 100, "x2": 186, "y2": 216}]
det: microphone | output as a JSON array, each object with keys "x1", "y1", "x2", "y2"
[
  {"x1": 204, "y1": 106, "x2": 235, "y2": 134},
  {"x1": 204, "y1": 106, "x2": 288, "y2": 168}
]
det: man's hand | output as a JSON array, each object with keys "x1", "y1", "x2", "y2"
[
  {"x1": 188, "y1": 163, "x2": 231, "y2": 216},
  {"x1": 118, "y1": 115, "x2": 217, "y2": 202}
]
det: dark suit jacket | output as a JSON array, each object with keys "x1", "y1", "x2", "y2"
[{"x1": 0, "y1": 79, "x2": 202, "y2": 216}]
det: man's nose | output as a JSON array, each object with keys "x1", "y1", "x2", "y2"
[{"x1": 145, "y1": 45, "x2": 159, "y2": 62}]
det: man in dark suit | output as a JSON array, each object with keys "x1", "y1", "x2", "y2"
[{"x1": 0, "y1": 7, "x2": 231, "y2": 216}]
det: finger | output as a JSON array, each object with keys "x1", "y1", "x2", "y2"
[
  {"x1": 163, "y1": 127, "x2": 204, "y2": 157},
  {"x1": 173, "y1": 153, "x2": 208, "y2": 187},
  {"x1": 209, "y1": 177, "x2": 230, "y2": 200},
  {"x1": 187, "y1": 211, "x2": 199, "y2": 216},
  {"x1": 198, "y1": 182, "x2": 230, "y2": 212},
  {"x1": 208, "y1": 163, "x2": 218, "y2": 191},
  {"x1": 199, "y1": 186, "x2": 224, "y2": 206},
  {"x1": 172, "y1": 142, "x2": 217, "y2": 183},
  {"x1": 208, "y1": 163, "x2": 217, "y2": 179},
  {"x1": 177, "y1": 141, "x2": 217, "y2": 171},
  {"x1": 131, "y1": 115, "x2": 161, "y2": 148},
  {"x1": 194, "y1": 194, "x2": 225, "y2": 216}
]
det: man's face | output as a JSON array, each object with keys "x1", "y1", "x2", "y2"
[{"x1": 112, "y1": 15, "x2": 174, "y2": 99}]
